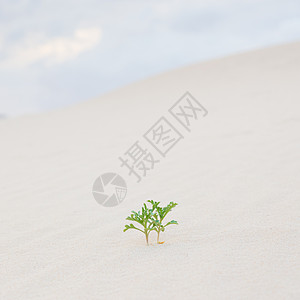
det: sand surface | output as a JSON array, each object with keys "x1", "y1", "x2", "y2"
[{"x1": 1, "y1": 42, "x2": 300, "y2": 299}]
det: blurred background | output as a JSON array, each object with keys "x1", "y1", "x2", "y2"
[{"x1": 0, "y1": 0, "x2": 300, "y2": 117}]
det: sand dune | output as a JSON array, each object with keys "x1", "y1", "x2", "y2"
[{"x1": 1, "y1": 42, "x2": 300, "y2": 299}]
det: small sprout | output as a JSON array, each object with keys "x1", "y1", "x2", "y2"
[
  {"x1": 148, "y1": 200, "x2": 178, "y2": 244},
  {"x1": 124, "y1": 200, "x2": 178, "y2": 245},
  {"x1": 123, "y1": 203, "x2": 156, "y2": 245}
]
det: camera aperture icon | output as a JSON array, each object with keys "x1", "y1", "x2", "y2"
[{"x1": 92, "y1": 173, "x2": 127, "y2": 207}]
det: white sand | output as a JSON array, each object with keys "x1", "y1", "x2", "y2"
[{"x1": 1, "y1": 42, "x2": 300, "y2": 299}]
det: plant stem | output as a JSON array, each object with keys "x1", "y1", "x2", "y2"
[
  {"x1": 145, "y1": 232, "x2": 149, "y2": 246},
  {"x1": 157, "y1": 230, "x2": 160, "y2": 244}
]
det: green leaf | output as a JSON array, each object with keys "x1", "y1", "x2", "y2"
[{"x1": 165, "y1": 220, "x2": 178, "y2": 227}]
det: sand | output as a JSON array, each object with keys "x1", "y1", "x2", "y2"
[{"x1": 0, "y1": 42, "x2": 300, "y2": 299}]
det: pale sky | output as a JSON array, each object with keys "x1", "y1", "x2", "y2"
[{"x1": 0, "y1": 0, "x2": 300, "y2": 116}]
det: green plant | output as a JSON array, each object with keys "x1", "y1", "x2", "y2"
[
  {"x1": 123, "y1": 203, "x2": 157, "y2": 245},
  {"x1": 123, "y1": 200, "x2": 178, "y2": 245},
  {"x1": 148, "y1": 200, "x2": 178, "y2": 244}
]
